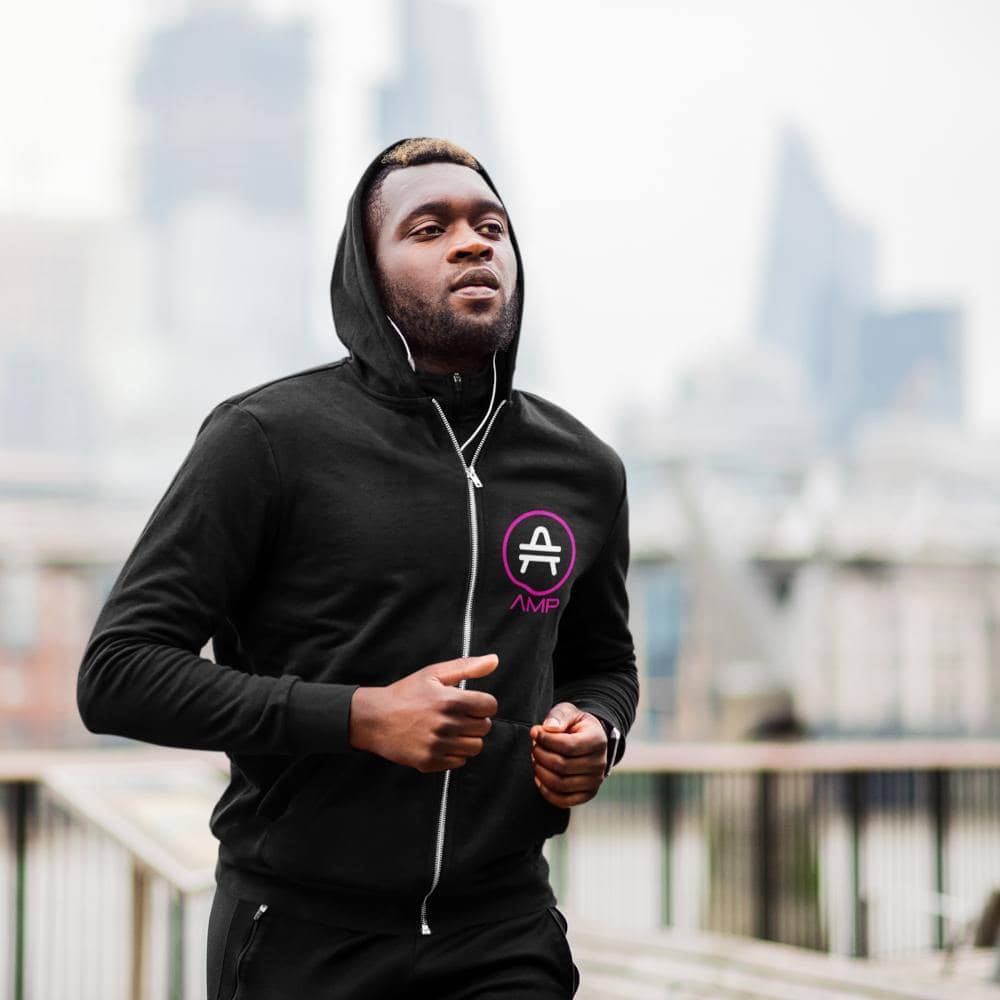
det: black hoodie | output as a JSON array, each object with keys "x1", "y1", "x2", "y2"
[{"x1": 78, "y1": 137, "x2": 639, "y2": 935}]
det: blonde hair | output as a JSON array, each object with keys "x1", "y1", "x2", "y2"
[{"x1": 378, "y1": 137, "x2": 479, "y2": 170}]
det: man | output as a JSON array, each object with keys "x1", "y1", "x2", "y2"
[{"x1": 78, "y1": 136, "x2": 638, "y2": 999}]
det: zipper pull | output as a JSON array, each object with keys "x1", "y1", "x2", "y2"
[
  {"x1": 421, "y1": 919, "x2": 432, "y2": 935},
  {"x1": 253, "y1": 904, "x2": 268, "y2": 920},
  {"x1": 467, "y1": 466, "x2": 483, "y2": 488},
  {"x1": 452, "y1": 372, "x2": 461, "y2": 385}
]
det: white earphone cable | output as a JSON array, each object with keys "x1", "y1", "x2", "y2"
[
  {"x1": 386, "y1": 314, "x2": 416, "y2": 371},
  {"x1": 386, "y1": 313, "x2": 498, "y2": 453},
  {"x1": 459, "y1": 349, "x2": 498, "y2": 453}
]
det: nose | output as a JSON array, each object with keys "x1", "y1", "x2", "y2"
[{"x1": 447, "y1": 222, "x2": 493, "y2": 262}]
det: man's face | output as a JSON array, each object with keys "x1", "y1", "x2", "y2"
[{"x1": 371, "y1": 161, "x2": 520, "y2": 373}]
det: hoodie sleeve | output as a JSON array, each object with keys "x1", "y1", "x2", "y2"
[
  {"x1": 77, "y1": 401, "x2": 360, "y2": 755},
  {"x1": 550, "y1": 460, "x2": 639, "y2": 768}
]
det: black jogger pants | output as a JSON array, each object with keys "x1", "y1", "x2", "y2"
[{"x1": 207, "y1": 884, "x2": 582, "y2": 999}]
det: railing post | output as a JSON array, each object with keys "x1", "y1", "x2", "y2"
[
  {"x1": 170, "y1": 888, "x2": 184, "y2": 1000},
  {"x1": 131, "y1": 864, "x2": 149, "y2": 1000},
  {"x1": 929, "y1": 769, "x2": 948, "y2": 950},
  {"x1": 755, "y1": 771, "x2": 775, "y2": 941},
  {"x1": 11, "y1": 782, "x2": 29, "y2": 1000},
  {"x1": 846, "y1": 771, "x2": 868, "y2": 958},
  {"x1": 656, "y1": 772, "x2": 675, "y2": 927}
]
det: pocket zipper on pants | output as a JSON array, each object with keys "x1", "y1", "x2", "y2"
[
  {"x1": 419, "y1": 398, "x2": 506, "y2": 935},
  {"x1": 230, "y1": 903, "x2": 268, "y2": 1000}
]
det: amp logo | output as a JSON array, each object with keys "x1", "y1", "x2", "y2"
[{"x1": 501, "y1": 510, "x2": 576, "y2": 615}]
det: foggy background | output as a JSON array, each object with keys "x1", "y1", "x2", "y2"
[
  {"x1": 3, "y1": 0, "x2": 1000, "y2": 746},
  {"x1": 6, "y1": 4, "x2": 1000, "y2": 995}
]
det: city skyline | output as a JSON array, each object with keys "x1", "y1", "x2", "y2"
[{"x1": 1, "y1": 0, "x2": 998, "y2": 442}]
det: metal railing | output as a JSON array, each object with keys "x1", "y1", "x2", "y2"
[
  {"x1": 548, "y1": 739, "x2": 1000, "y2": 964},
  {"x1": 4, "y1": 742, "x2": 1000, "y2": 998},
  {"x1": 2, "y1": 749, "x2": 226, "y2": 1000}
]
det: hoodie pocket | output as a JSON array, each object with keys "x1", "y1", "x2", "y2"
[
  {"x1": 261, "y1": 751, "x2": 441, "y2": 895},
  {"x1": 254, "y1": 755, "x2": 325, "y2": 822},
  {"x1": 447, "y1": 717, "x2": 571, "y2": 881}
]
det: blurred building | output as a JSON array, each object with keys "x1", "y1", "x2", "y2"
[
  {"x1": 771, "y1": 416, "x2": 1000, "y2": 736},
  {"x1": 136, "y1": 6, "x2": 309, "y2": 223},
  {"x1": 131, "y1": 2, "x2": 322, "y2": 452},
  {"x1": 755, "y1": 125, "x2": 875, "y2": 442},
  {"x1": 853, "y1": 306, "x2": 964, "y2": 428},
  {"x1": 0, "y1": 218, "x2": 101, "y2": 464},
  {"x1": 0, "y1": 494, "x2": 149, "y2": 747},
  {"x1": 603, "y1": 124, "x2": 985, "y2": 741},
  {"x1": 619, "y1": 344, "x2": 823, "y2": 739},
  {"x1": 623, "y1": 395, "x2": 1000, "y2": 740},
  {"x1": 755, "y1": 126, "x2": 965, "y2": 443}
]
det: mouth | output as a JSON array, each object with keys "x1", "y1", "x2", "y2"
[
  {"x1": 451, "y1": 267, "x2": 500, "y2": 296},
  {"x1": 452, "y1": 285, "x2": 499, "y2": 299}
]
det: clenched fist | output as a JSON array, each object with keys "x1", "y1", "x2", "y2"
[
  {"x1": 529, "y1": 702, "x2": 607, "y2": 807},
  {"x1": 349, "y1": 654, "x2": 499, "y2": 773}
]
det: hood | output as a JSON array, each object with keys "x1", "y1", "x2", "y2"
[{"x1": 330, "y1": 137, "x2": 525, "y2": 405}]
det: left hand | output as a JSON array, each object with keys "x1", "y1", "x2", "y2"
[{"x1": 529, "y1": 702, "x2": 607, "y2": 807}]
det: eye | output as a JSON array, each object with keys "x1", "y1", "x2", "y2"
[{"x1": 411, "y1": 220, "x2": 504, "y2": 239}]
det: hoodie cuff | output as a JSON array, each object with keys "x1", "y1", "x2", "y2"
[
  {"x1": 573, "y1": 701, "x2": 626, "y2": 770},
  {"x1": 285, "y1": 679, "x2": 362, "y2": 753}
]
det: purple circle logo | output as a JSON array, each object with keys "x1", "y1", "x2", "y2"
[{"x1": 501, "y1": 510, "x2": 576, "y2": 597}]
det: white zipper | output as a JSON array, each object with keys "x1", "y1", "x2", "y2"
[{"x1": 418, "y1": 396, "x2": 507, "y2": 935}]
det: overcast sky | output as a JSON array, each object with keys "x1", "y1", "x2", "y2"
[{"x1": 3, "y1": 0, "x2": 998, "y2": 441}]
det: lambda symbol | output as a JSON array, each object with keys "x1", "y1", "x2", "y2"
[{"x1": 517, "y1": 526, "x2": 562, "y2": 576}]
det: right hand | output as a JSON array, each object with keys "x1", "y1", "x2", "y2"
[{"x1": 349, "y1": 654, "x2": 499, "y2": 773}]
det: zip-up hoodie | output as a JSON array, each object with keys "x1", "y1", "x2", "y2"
[{"x1": 77, "y1": 137, "x2": 639, "y2": 936}]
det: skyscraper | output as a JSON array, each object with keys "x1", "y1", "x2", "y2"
[
  {"x1": 754, "y1": 125, "x2": 876, "y2": 441},
  {"x1": 754, "y1": 125, "x2": 965, "y2": 441},
  {"x1": 132, "y1": 3, "x2": 319, "y2": 419},
  {"x1": 135, "y1": 5, "x2": 309, "y2": 222}
]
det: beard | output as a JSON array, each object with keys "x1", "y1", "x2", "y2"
[{"x1": 377, "y1": 270, "x2": 520, "y2": 370}]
